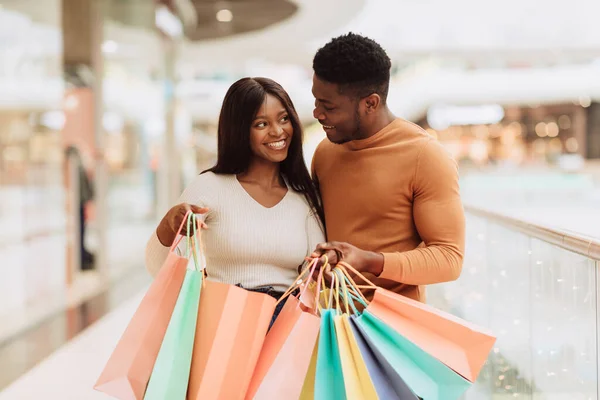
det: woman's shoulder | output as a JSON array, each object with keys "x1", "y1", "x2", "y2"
[
  {"x1": 180, "y1": 171, "x2": 236, "y2": 204},
  {"x1": 189, "y1": 171, "x2": 234, "y2": 189}
]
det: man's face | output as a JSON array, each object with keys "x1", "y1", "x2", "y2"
[{"x1": 312, "y1": 74, "x2": 361, "y2": 144}]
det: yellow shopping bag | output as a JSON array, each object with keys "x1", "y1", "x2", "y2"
[
  {"x1": 335, "y1": 315, "x2": 379, "y2": 400},
  {"x1": 332, "y1": 269, "x2": 379, "y2": 400},
  {"x1": 299, "y1": 337, "x2": 319, "y2": 400}
]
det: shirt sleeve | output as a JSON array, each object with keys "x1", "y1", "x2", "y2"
[
  {"x1": 378, "y1": 139, "x2": 465, "y2": 285},
  {"x1": 144, "y1": 176, "x2": 209, "y2": 277}
]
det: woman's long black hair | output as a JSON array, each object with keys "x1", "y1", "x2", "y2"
[{"x1": 203, "y1": 77, "x2": 325, "y2": 226}]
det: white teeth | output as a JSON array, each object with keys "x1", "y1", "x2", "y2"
[
  {"x1": 266, "y1": 140, "x2": 286, "y2": 150},
  {"x1": 323, "y1": 125, "x2": 335, "y2": 129}
]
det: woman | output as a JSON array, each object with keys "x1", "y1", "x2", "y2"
[{"x1": 145, "y1": 77, "x2": 325, "y2": 324}]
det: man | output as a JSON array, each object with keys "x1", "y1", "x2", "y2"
[{"x1": 310, "y1": 33, "x2": 465, "y2": 302}]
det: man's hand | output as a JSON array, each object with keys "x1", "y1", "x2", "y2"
[{"x1": 310, "y1": 241, "x2": 384, "y2": 277}]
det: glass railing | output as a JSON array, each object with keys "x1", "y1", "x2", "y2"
[{"x1": 428, "y1": 205, "x2": 599, "y2": 400}]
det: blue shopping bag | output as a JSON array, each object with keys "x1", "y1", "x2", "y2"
[
  {"x1": 353, "y1": 312, "x2": 471, "y2": 400},
  {"x1": 349, "y1": 316, "x2": 418, "y2": 399}
]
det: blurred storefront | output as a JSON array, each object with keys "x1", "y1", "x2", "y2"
[
  {"x1": 418, "y1": 102, "x2": 597, "y2": 169},
  {"x1": 0, "y1": 0, "x2": 187, "y2": 339}
]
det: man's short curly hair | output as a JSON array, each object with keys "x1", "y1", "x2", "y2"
[{"x1": 313, "y1": 32, "x2": 391, "y2": 103}]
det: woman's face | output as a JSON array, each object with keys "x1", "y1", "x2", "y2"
[{"x1": 249, "y1": 94, "x2": 293, "y2": 164}]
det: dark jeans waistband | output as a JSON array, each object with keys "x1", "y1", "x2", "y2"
[{"x1": 235, "y1": 284, "x2": 298, "y2": 300}]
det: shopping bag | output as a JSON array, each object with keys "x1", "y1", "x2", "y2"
[
  {"x1": 299, "y1": 337, "x2": 319, "y2": 400},
  {"x1": 245, "y1": 295, "x2": 320, "y2": 399},
  {"x1": 325, "y1": 268, "x2": 378, "y2": 400},
  {"x1": 187, "y1": 280, "x2": 276, "y2": 400},
  {"x1": 94, "y1": 211, "x2": 194, "y2": 400},
  {"x1": 144, "y1": 215, "x2": 204, "y2": 400},
  {"x1": 354, "y1": 311, "x2": 471, "y2": 400},
  {"x1": 314, "y1": 308, "x2": 346, "y2": 400},
  {"x1": 330, "y1": 265, "x2": 417, "y2": 400},
  {"x1": 349, "y1": 317, "x2": 418, "y2": 399},
  {"x1": 246, "y1": 260, "x2": 321, "y2": 400},
  {"x1": 334, "y1": 314, "x2": 379, "y2": 400},
  {"x1": 144, "y1": 268, "x2": 202, "y2": 399},
  {"x1": 367, "y1": 288, "x2": 496, "y2": 382}
]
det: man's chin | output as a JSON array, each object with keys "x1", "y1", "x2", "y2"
[{"x1": 326, "y1": 133, "x2": 349, "y2": 145}]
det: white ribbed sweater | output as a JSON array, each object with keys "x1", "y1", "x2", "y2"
[{"x1": 145, "y1": 172, "x2": 325, "y2": 292}]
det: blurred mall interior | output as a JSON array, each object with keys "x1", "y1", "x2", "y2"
[{"x1": 0, "y1": 0, "x2": 599, "y2": 398}]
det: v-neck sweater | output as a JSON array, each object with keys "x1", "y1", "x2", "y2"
[{"x1": 145, "y1": 171, "x2": 325, "y2": 292}]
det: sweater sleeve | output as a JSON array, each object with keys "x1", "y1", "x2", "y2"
[
  {"x1": 144, "y1": 175, "x2": 209, "y2": 277},
  {"x1": 378, "y1": 139, "x2": 465, "y2": 284}
]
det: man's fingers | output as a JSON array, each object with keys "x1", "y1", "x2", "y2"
[
  {"x1": 319, "y1": 249, "x2": 339, "y2": 266},
  {"x1": 316, "y1": 242, "x2": 331, "y2": 251},
  {"x1": 316, "y1": 241, "x2": 343, "y2": 251}
]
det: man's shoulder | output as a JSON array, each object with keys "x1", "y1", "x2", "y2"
[
  {"x1": 386, "y1": 119, "x2": 455, "y2": 171},
  {"x1": 314, "y1": 137, "x2": 337, "y2": 157},
  {"x1": 384, "y1": 119, "x2": 434, "y2": 157},
  {"x1": 393, "y1": 118, "x2": 431, "y2": 142},
  {"x1": 312, "y1": 137, "x2": 339, "y2": 169}
]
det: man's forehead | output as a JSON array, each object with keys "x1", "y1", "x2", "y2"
[{"x1": 312, "y1": 77, "x2": 340, "y2": 100}]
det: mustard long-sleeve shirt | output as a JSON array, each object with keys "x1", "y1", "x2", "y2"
[{"x1": 312, "y1": 118, "x2": 465, "y2": 302}]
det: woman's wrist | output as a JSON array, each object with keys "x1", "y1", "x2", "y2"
[{"x1": 156, "y1": 218, "x2": 176, "y2": 246}]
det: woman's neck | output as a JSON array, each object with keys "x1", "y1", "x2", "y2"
[{"x1": 237, "y1": 158, "x2": 283, "y2": 188}]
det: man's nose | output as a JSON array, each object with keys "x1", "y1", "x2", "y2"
[{"x1": 313, "y1": 107, "x2": 325, "y2": 120}]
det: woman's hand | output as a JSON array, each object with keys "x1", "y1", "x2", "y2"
[{"x1": 156, "y1": 203, "x2": 209, "y2": 246}]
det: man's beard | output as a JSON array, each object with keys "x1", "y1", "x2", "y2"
[
  {"x1": 330, "y1": 109, "x2": 362, "y2": 145},
  {"x1": 350, "y1": 109, "x2": 362, "y2": 140}
]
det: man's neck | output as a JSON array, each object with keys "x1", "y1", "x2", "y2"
[{"x1": 359, "y1": 108, "x2": 397, "y2": 140}]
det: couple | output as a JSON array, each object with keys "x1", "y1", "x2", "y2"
[{"x1": 145, "y1": 33, "x2": 465, "y2": 322}]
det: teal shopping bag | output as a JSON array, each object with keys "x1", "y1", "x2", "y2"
[
  {"x1": 314, "y1": 308, "x2": 346, "y2": 400},
  {"x1": 144, "y1": 269, "x2": 202, "y2": 399},
  {"x1": 144, "y1": 214, "x2": 204, "y2": 400},
  {"x1": 355, "y1": 311, "x2": 471, "y2": 400}
]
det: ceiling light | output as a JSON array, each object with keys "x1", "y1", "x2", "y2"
[{"x1": 216, "y1": 9, "x2": 233, "y2": 23}]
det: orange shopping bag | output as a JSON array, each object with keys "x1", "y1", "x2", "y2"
[
  {"x1": 245, "y1": 260, "x2": 321, "y2": 400},
  {"x1": 94, "y1": 212, "x2": 194, "y2": 399},
  {"x1": 187, "y1": 280, "x2": 276, "y2": 400},
  {"x1": 340, "y1": 262, "x2": 496, "y2": 382}
]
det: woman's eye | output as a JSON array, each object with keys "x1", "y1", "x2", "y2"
[
  {"x1": 256, "y1": 122, "x2": 267, "y2": 128},
  {"x1": 281, "y1": 115, "x2": 290, "y2": 122}
]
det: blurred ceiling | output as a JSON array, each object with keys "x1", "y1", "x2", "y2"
[
  {"x1": 185, "y1": 0, "x2": 298, "y2": 40},
  {"x1": 179, "y1": 0, "x2": 367, "y2": 70},
  {"x1": 2, "y1": 0, "x2": 600, "y2": 122},
  {"x1": 0, "y1": 0, "x2": 157, "y2": 29}
]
